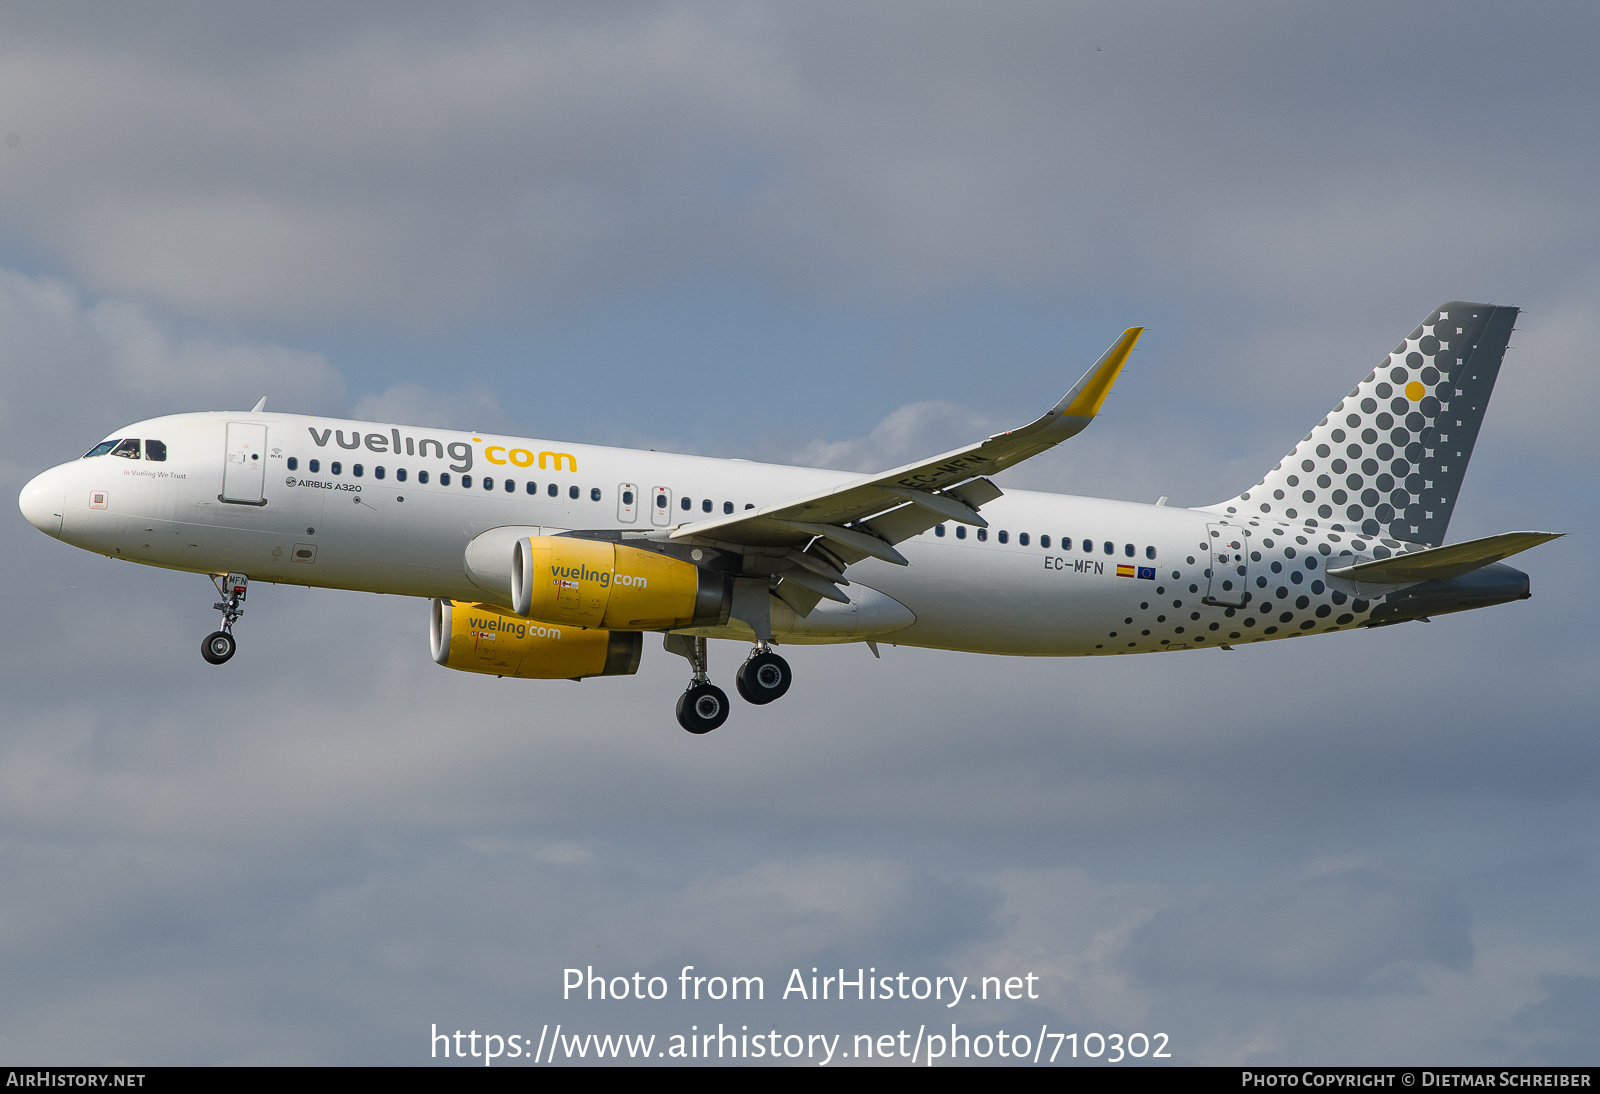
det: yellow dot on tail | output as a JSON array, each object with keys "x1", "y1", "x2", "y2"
[{"x1": 1404, "y1": 381, "x2": 1425, "y2": 401}]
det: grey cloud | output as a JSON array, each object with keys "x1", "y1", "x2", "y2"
[
  {"x1": 1503, "y1": 974, "x2": 1600, "y2": 1064},
  {"x1": 1124, "y1": 867, "x2": 1473, "y2": 995},
  {"x1": 2, "y1": 4, "x2": 1597, "y2": 323},
  {"x1": 2, "y1": 3, "x2": 1598, "y2": 1065}
]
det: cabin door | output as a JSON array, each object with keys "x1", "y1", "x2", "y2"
[
  {"x1": 221, "y1": 422, "x2": 268, "y2": 505},
  {"x1": 1204, "y1": 524, "x2": 1249, "y2": 608}
]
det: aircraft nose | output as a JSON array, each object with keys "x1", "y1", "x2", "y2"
[{"x1": 18, "y1": 464, "x2": 67, "y2": 538}]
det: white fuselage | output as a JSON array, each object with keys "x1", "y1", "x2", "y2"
[{"x1": 20, "y1": 411, "x2": 1387, "y2": 656}]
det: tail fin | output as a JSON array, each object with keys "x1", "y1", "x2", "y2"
[{"x1": 1207, "y1": 301, "x2": 1518, "y2": 546}]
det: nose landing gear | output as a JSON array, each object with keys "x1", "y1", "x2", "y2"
[{"x1": 201, "y1": 573, "x2": 247, "y2": 665}]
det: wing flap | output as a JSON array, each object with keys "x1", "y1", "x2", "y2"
[{"x1": 778, "y1": 565, "x2": 852, "y2": 604}]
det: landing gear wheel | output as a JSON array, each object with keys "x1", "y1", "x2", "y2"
[
  {"x1": 736, "y1": 650, "x2": 792, "y2": 705},
  {"x1": 201, "y1": 630, "x2": 237, "y2": 665},
  {"x1": 677, "y1": 683, "x2": 730, "y2": 734}
]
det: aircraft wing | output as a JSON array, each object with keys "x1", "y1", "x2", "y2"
[{"x1": 668, "y1": 327, "x2": 1143, "y2": 611}]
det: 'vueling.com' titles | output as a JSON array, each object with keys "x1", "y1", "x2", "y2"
[{"x1": 306, "y1": 426, "x2": 576, "y2": 476}]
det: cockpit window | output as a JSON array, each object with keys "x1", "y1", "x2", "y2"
[
  {"x1": 110, "y1": 438, "x2": 142, "y2": 459},
  {"x1": 144, "y1": 439, "x2": 167, "y2": 462},
  {"x1": 83, "y1": 440, "x2": 119, "y2": 458}
]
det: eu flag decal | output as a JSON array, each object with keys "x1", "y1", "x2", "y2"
[{"x1": 1136, "y1": 566, "x2": 1156, "y2": 580}]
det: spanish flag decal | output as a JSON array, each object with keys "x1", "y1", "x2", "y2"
[{"x1": 1116, "y1": 564, "x2": 1136, "y2": 578}]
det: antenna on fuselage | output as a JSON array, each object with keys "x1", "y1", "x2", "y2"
[{"x1": 250, "y1": 397, "x2": 267, "y2": 412}]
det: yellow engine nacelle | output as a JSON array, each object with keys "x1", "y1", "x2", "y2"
[
  {"x1": 510, "y1": 536, "x2": 731, "y2": 630},
  {"x1": 430, "y1": 599, "x2": 642, "y2": 680}
]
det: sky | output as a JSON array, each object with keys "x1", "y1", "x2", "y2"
[{"x1": 1, "y1": 1, "x2": 1597, "y2": 1066}]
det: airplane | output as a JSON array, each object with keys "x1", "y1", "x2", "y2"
[{"x1": 17, "y1": 301, "x2": 1560, "y2": 733}]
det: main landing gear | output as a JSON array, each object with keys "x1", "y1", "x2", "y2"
[
  {"x1": 736, "y1": 645, "x2": 792, "y2": 705},
  {"x1": 201, "y1": 573, "x2": 247, "y2": 665},
  {"x1": 664, "y1": 635, "x2": 794, "y2": 733},
  {"x1": 665, "y1": 634, "x2": 727, "y2": 733}
]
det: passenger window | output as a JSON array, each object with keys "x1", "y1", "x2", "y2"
[
  {"x1": 1103, "y1": 541, "x2": 1114, "y2": 555},
  {"x1": 353, "y1": 464, "x2": 363, "y2": 477},
  {"x1": 723, "y1": 501, "x2": 733, "y2": 514},
  {"x1": 935, "y1": 524, "x2": 946, "y2": 537},
  {"x1": 998, "y1": 530, "x2": 1008, "y2": 544},
  {"x1": 287, "y1": 457, "x2": 298, "y2": 471},
  {"x1": 1019, "y1": 533, "x2": 1029, "y2": 546},
  {"x1": 548, "y1": 483, "x2": 558, "y2": 497},
  {"x1": 526, "y1": 482, "x2": 535, "y2": 494},
  {"x1": 111, "y1": 438, "x2": 141, "y2": 459},
  {"x1": 418, "y1": 470, "x2": 428, "y2": 483},
  {"x1": 623, "y1": 490, "x2": 634, "y2": 506},
  {"x1": 484, "y1": 477, "x2": 494, "y2": 490},
  {"x1": 505, "y1": 480, "x2": 514, "y2": 493},
  {"x1": 439, "y1": 472, "x2": 449, "y2": 485},
  {"x1": 83, "y1": 440, "x2": 119, "y2": 458},
  {"x1": 569, "y1": 485, "x2": 579, "y2": 500},
  {"x1": 1040, "y1": 535, "x2": 1051, "y2": 548},
  {"x1": 680, "y1": 496, "x2": 691, "y2": 510},
  {"x1": 1124, "y1": 543, "x2": 1134, "y2": 557},
  {"x1": 375, "y1": 466, "x2": 385, "y2": 479},
  {"x1": 310, "y1": 459, "x2": 320, "y2": 473},
  {"x1": 956, "y1": 526, "x2": 967, "y2": 539},
  {"x1": 462, "y1": 475, "x2": 472, "y2": 488},
  {"x1": 331, "y1": 462, "x2": 342, "y2": 475},
  {"x1": 977, "y1": 528, "x2": 988, "y2": 542},
  {"x1": 1084, "y1": 538, "x2": 1094, "y2": 553},
  {"x1": 397, "y1": 468, "x2": 407, "y2": 482},
  {"x1": 702, "y1": 499, "x2": 712, "y2": 512},
  {"x1": 745, "y1": 503, "x2": 754, "y2": 510},
  {"x1": 144, "y1": 440, "x2": 167, "y2": 461},
  {"x1": 591, "y1": 488, "x2": 602, "y2": 501},
  {"x1": 1146, "y1": 546, "x2": 1156, "y2": 559}
]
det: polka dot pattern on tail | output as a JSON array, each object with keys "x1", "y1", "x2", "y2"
[{"x1": 1207, "y1": 302, "x2": 1519, "y2": 547}]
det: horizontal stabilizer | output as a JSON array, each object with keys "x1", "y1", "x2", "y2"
[{"x1": 1327, "y1": 530, "x2": 1562, "y2": 586}]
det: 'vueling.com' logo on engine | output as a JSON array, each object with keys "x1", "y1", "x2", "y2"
[
  {"x1": 550, "y1": 564, "x2": 648, "y2": 590},
  {"x1": 467, "y1": 614, "x2": 562, "y2": 641},
  {"x1": 306, "y1": 427, "x2": 577, "y2": 476}
]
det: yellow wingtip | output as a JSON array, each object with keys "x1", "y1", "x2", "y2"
[{"x1": 1062, "y1": 326, "x2": 1143, "y2": 418}]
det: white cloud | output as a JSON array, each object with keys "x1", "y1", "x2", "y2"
[
  {"x1": 0, "y1": 267, "x2": 344, "y2": 477},
  {"x1": 787, "y1": 400, "x2": 1005, "y2": 472},
  {"x1": 352, "y1": 382, "x2": 515, "y2": 434}
]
